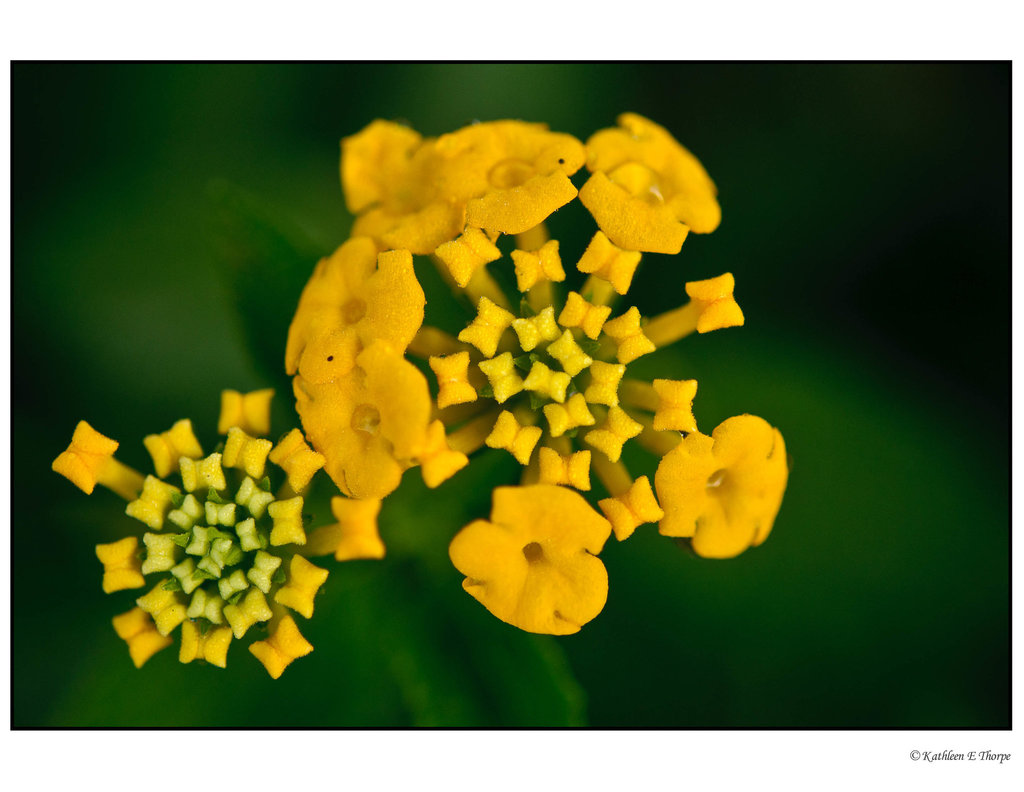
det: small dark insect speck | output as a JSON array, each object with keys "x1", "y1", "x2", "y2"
[{"x1": 327, "y1": 355, "x2": 334, "y2": 361}]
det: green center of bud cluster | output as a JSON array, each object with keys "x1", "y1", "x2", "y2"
[{"x1": 140, "y1": 465, "x2": 288, "y2": 632}]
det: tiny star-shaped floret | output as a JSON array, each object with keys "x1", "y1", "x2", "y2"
[
  {"x1": 435, "y1": 227, "x2": 502, "y2": 288},
  {"x1": 415, "y1": 420, "x2": 469, "y2": 488},
  {"x1": 537, "y1": 447, "x2": 592, "y2": 491},
  {"x1": 125, "y1": 475, "x2": 182, "y2": 530},
  {"x1": 602, "y1": 307, "x2": 656, "y2": 364},
  {"x1": 558, "y1": 291, "x2": 612, "y2": 340},
  {"x1": 247, "y1": 550, "x2": 283, "y2": 594},
  {"x1": 652, "y1": 379, "x2": 699, "y2": 433},
  {"x1": 179, "y1": 453, "x2": 227, "y2": 493},
  {"x1": 186, "y1": 587, "x2": 226, "y2": 624},
  {"x1": 249, "y1": 615, "x2": 314, "y2": 679},
  {"x1": 686, "y1": 272, "x2": 745, "y2": 333},
  {"x1": 112, "y1": 607, "x2": 173, "y2": 668},
  {"x1": 222, "y1": 427, "x2": 273, "y2": 479},
  {"x1": 274, "y1": 555, "x2": 330, "y2": 619},
  {"x1": 511, "y1": 240, "x2": 566, "y2": 292},
  {"x1": 458, "y1": 296, "x2": 515, "y2": 357},
  {"x1": 478, "y1": 352, "x2": 525, "y2": 404},
  {"x1": 584, "y1": 360, "x2": 626, "y2": 407},
  {"x1": 547, "y1": 329, "x2": 594, "y2": 377},
  {"x1": 218, "y1": 388, "x2": 274, "y2": 436},
  {"x1": 52, "y1": 421, "x2": 143, "y2": 499},
  {"x1": 429, "y1": 351, "x2": 478, "y2": 410},
  {"x1": 575, "y1": 231, "x2": 643, "y2": 295},
  {"x1": 235, "y1": 477, "x2": 275, "y2": 519},
  {"x1": 543, "y1": 393, "x2": 597, "y2": 438},
  {"x1": 179, "y1": 621, "x2": 232, "y2": 668},
  {"x1": 511, "y1": 306, "x2": 560, "y2": 352},
  {"x1": 141, "y1": 532, "x2": 179, "y2": 575},
  {"x1": 267, "y1": 496, "x2": 306, "y2": 546},
  {"x1": 95, "y1": 536, "x2": 145, "y2": 593},
  {"x1": 522, "y1": 361, "x2": 571, "y2": 404},
  {"x1": 306, "y1": 496, "x2": 386, "y2": 561},
  {"x1": 268, "y1": 429, "x2": 325, "y2": 492},
  {"x1": 223, "y1": 588, "x2": 274, "y2": 639},
  {"x1": 136, "y1": 581, "x2": 187, "y2": 636},
  {"x1": 584, "y1": 406, "x2": 644, "y2": 462},
  {"x1": 598, "y1": 475, "x2": 665, "y2": 541},
  {"x1": 485, "y1": 411, "x2": 543, "y2": 465},
  {"x1": 143, "y1": 419, "x2": 204, "y2": 478}
]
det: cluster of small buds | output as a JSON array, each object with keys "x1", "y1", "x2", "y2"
[{"x1": 55, "y1": 390, "x2": 343, "y2": 678}]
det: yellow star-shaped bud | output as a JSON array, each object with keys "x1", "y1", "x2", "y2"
[
  {"x1": 435, "y1": 227, "x2": 502, "y2": 288},
  {"x1": 179, "y1": 621, "x2": 233, "y2": 668},
  {"x1": 543, "y1": 393, "x2": 597, "y2": 438},
  {"x1": 584, "y1": 406, "x2": 643, "y2": 462},
  {"x1": 306, "y1": 496, "x2": 386, "y2": 561},
  {"x1": 249, "y1": 614, "x2": 314, "y2": 679},
  {"x1": 223, "y1": 588, "x2": 273, "y2": 639},
  {"x1": 246, "y1": 550, "x2": 282, "y2": 594},
  {"x1": 267, "y1": 496, "x2": 306, "y2": 546},
  {"x1": 458, "y1": 296, "x2": 515, "y2": 357},
  {"x1": 274, "y1": 555, "x2": 330, "y2": 619},
  {"x1": 478, "y1": 352, "x2": 525, "y2": 404},
  {"x1": 575, "y1": 231, "x2": 642, "y2": 295},
  {"x1": 143, "y1": 419, "x2": 203, "y2": 478},
  {"x1": 652, "y1": 379, "x2": 699, "y2": 432},
  {"x1": 415, "y1": 420, "x2": 469, "y2": 488},
  {"x1": 512, "y1": 239, "x2": 566, "y2": 292},
  {"x1": 125, "y1": 475, "x2": 181, "y2": 530},
  {"x1": 485, "y1": 411, "x2": 543, "y2": 465},
  {"x1": 511, "y1": 306, "x2": 560, "y2": 352},
  {"x1": 522, "y1": 361, "x2": 571, "y2": 404},
  {"x1": 218, "y1": 388, "x2": 274, "y2": 436},
  {"x1": 141, "y1": 532, "x2": 179, "y2": 575},
  {"x1": 218, "y1": 569, "x2": 250, "y2": 601},
  {"x1": 235, "y1": 477, "x2": 274, "y2": 519},
  {"x1": 538, "y1": 447, "x2": 592, "y2": 491},
  {"x1": 52, "y1": 421, "x2": 143, "y2": 499},
  {"x1": 268, "y1": 429, "x2": 325, "y2": 492},
  {"x1": 584, "y1": 360, "x2": 626, "y2": 407},
  {"x1": 429, "y1": 351, "x2": 478, "y2": 410},
  {"x1": 686, "y1": 273, "x2": 744, "y2": 333},
  {"x1": 222, "y1": 427, "x2": 273, "y2": 479},
  {"x1": 558, "y1": 291, "x2": 612, "y2": 340},
  {"x1": 112, "y1": 607, "x2": 173, "y2": 668},
  {"x1": 547, "y1": 329, "x2": 593, "y2": 377},
  {"x1": 136, "y1": 581, "x2": 187, "y2": 636},
  {"x1": 179, "y1": 453, "x2": 227, "y2": 493},
  {"x1": 186, "y1": 588, "x2": 226, "y2": 624},
  {"x1": 95, "y1": 536, "x2": 145, "y2": 593},
  {"x1": 598, "y1": 475, "x2": 665, "y2": 541},
  {"x1": 602, "y1": 307, "x2": 656, "y2": 364}
]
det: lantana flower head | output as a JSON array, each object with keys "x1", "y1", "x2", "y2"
[
  {"x1": 285, "y1": 113, "x2": 790, "y2": 637},
  {"x1": 53, "y1": 390, "x2": 338, "y2": 678}
]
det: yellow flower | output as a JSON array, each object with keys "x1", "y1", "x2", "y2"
[
  {"x1": 54, "y1": 390, "x2": 338, "y2": 678},
  {"x1": 655, "y1": 415, "x2": 789, "y2": 558},
  {"x1": 449, "y1": 485, "x2": 612, "y2": 635},
  {"x1": 342, "y1": 119, "x2": 586, "y2": 254},
  {"x1": 580, "y1": 112, "x2": 722, "y2": 253}
]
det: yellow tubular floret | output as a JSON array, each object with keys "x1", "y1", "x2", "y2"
[
  {"x1": 306, "y1": 496, "x2": 385, "y2": 561},
  {"x1": 574, "y1": 231, "x2": 644, "y2": 294},
  {"x1": 179, "y1": 621, "x2": 232, "y2": 668},
  {"x1": 448, "y1": 485, "x2": 612, "y2": 635},
  {"x1": 414, "y1": 420, "x2": 469, "y2": 488},
  {"x1": 268, "y1": 429, "x2": 325, "y2": 492},
  {"x1": 512, "y1": 239, "x2": 565, "y2": 293},
  {"x1": 218, "y1": 389, "x2": 274, "y2": 436},
  {"x1": 267, "y1": 496, "x2": 306, "y2": 546},
  {"x1": 601, "y1": 307, "x2": 656, "y2": 364},
  {"x1": 136, "y1": 581, "x2": 187, "y2": 636},
  {"x1": 95, "y1": 536, "x2": 145, "y2": 593},
  {"x1": 584, "y1": 361, "x2": 626, "y2": 407},
  {"x1": 429, "y1": 351, "x2": 478, "y2": 410},
  {"x1": 511, "y1": 306, "x2": 560, "y2": 352},
  {"x1": 478, "y1": 352, "x2": 525, "y2": 404},
  {"x1": 644, "y1": 273, "x2": 744, "y2": 347},
  {"x1": 125, "y1": 476, "x2": 182, "y2": 530},
  {"x1": 547, "y1": 329, "x2": 593, "y2": 377},
  {"x1": 485, "y1": 411, "x2": 542, "y2": 466},
  {"x1": 143, "y1": 419, "x2": 203, "y2": 478},
  {"x1": 435, "y1": 227, "x2": 502, "y2": 288},
  {"x1": 558, "y1": 291, "x2": 612, "y2": 340},
  {"x1": 249, "y1": 614, "x2": 314, "y2": 679},
  {"x1": 584, "y1": 406, "x2": 643, "y2": 463},
  {"x1": 522, "y1": 361, "x2": 570, "y2": 404},
  {"x1": 179, "y1": 454, "x2": 227, "y2": 493},
  {"x1": 112, "y1": 607, "x2": 173, "y2": 668},
  {"x1": 537, "y1": 447, "x2": 592, "y2": 491},
  {"x1": 598, "y1": 475, "x2": 664, "y2": 542},
  {"x1": 223, "y1": 588, "x2": 274, "y2": 639},
  {"x1": 543, "y1": 393, "x2": 596, "y2": 438},
  {"x1": 222, "y1": 427, "x2": 273, "y2": 479},
  {"x1": 52, "y1": 421, "x2": 144, "y2": 499},
  {"x1": 274, "y1": 556, "x2": 330, "y2": 619},
  {"x1": 458, "y1": 297, "x2": 515, "y2": 358}
]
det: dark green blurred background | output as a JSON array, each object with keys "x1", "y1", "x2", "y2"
[{"x1": 11, "y1": 63, "x2": 1009, "y2": 727}]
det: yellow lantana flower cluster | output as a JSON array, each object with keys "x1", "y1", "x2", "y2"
[
  {"x1": 286, "y1": 114, "x2": 790, "y2": 637},
  {"x1": 53, "y1": 390, "x2": 350, "y2": 678}
]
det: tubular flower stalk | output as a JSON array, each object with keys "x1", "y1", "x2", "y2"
[
  {"x1": 283, "y1": 114, "x2": 789, "y2": 636},
  {"x1": 53, "y1": 390, "x2": 336, "y2": 678}
]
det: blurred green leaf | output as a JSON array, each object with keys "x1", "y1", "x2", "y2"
[{"x1": 205, "y1": 179, "x2": 323, "y2": 391}]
